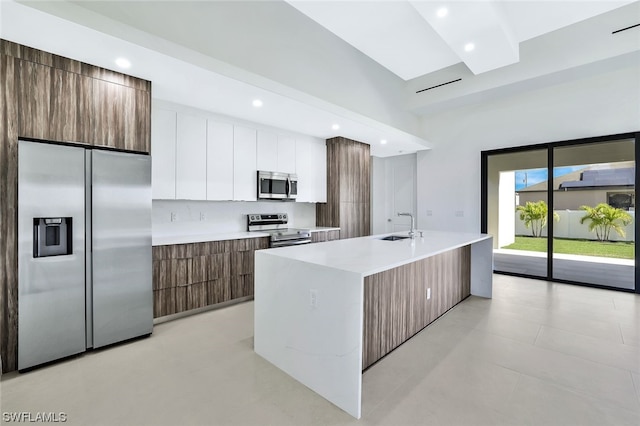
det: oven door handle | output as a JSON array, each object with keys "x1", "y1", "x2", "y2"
[{"x1": 271, "y1": 239, "x2": 311, "y2": 248}]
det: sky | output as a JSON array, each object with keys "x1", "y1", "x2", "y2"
[{"x1": 514, "y1": 166, "x2": 585, "y2": 191}]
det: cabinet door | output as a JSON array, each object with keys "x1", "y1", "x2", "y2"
[
  {"x1": 233, "y1": 126, "x2": 257, "y2": 201},
  {"x1": 93, "y1": 79, "x2": 146, "y2": 151},
  {"x1": 256, "y1": 130, "x2": 278, "y2": 172},
  {"x1": 176, "y1": 113, "x2": 207, "y2": 200},
  {"x1": 17, "y1": 60, "x2": 94, "y2": 144},
  {"x1": 295, "y1": 137, "x2": 326, "y2": 202},
  {"x1": 313, "y1": 140, "x2": 327, "y2": 202},
  {"x1": 16, "y1": 59, "x2": 51, "y2": 141},
  {"x1": 277, "y1": 135, "x2": 296, "y2": 173},
  {"x1": 295, "y1": 137, "x2": 312, "y2": 202},
  {"x1": 207, "y1": 121, "x2": 234, "y2": 200},
  {"x1": 151, "y1": 108, "x2": 177, "y2": 199}
]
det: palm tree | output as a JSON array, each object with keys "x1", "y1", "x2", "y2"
[
  {"x1": 516, "y1": 200, "x2": 559, "y2": 237},
  {"x1": 579, "y1": 203, "x2": 633, "y2": 241}
]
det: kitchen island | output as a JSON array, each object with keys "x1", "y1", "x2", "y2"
[{"x1": 254, "y1": 231, "x2": 492, "y2": 419}]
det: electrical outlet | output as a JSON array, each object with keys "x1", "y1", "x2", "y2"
[
  {"x1": 426, "y1": 210, "x2": 433, "y2": 216},
  {"x1": 427, "y1": 288, "x2": 431, "y2": 300},
  {"x1": 455, "y1": 210, "x2": 464, "y2": 217},
  {"x1": 310, "y1": 289, "x2": 318, "y2": 308},
  {"x1": 200, "y1": 212, "x2": 206, "y2": 221},
  {"x1": 170, "y1": 212, "x2": 177, "y2": 222}
]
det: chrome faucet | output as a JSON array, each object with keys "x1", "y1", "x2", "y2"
[{"x1": 397, "y1": 212, "x2": 416, "y2": 239}]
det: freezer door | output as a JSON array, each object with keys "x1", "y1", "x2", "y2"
[
  {"x1": 18, "y1": 141, "x2": 87, "y2": 370},
  {"x1": 91, "y1": 150, "x2": 153, "y2": 348}
]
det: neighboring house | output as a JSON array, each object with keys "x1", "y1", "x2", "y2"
[{"x1": 517, "y1": 162, "x2": 635, "y2": 211}]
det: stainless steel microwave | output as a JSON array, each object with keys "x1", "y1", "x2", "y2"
[{"x1": 257, "y1": 171, "x2": 297, "y2": 200}]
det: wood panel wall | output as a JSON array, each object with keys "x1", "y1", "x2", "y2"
[
  {"x1": 152, "y1": 237, "x2": 269, "y2": 318},
  {"x1": 316, "y1": 137, "x2": 370, "y2": 239},
  {"x1": 362, "y1": 245, "x2": 471, "y2": 369},
  {"x1": 0, "y1": 39, "x2": 152, "y2": 373}
]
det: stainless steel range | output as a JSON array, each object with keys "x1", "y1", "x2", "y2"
[{"x1": 248, "y1": 213, "x2": 311, "y2": 247}]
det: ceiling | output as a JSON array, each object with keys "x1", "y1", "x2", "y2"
[
  {"x1": 2, "y1": 1, "x2": 639, "y2": 157},
  {"x1": 287, "y1": 0, "x2": 635, "y2": 80}
]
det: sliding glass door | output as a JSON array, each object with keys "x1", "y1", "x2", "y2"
[
  {"x1": 482, "y1": 132, "x2": 638, "y2": 293},
  {"x1": 487, "y1": 149, "x2": 548, "y2": 278},
  {"x1": 552, "y1": 139, "x2": 635, "y2": 289}
]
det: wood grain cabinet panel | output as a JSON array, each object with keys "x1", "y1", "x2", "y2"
[
  {"x1": 150, "y1": 237, "x2": 266, "y2": 318},
  {"x1": 49, "y1": 68, "x2": 94, "y2": 144},
  {"x1": 208, "y1": 277, "x2": 231, "y2": 305},
  {"x1": 327, "y1": 230, "x2": 340, "y2": 241},
  {"x1": 1, "y1": 52, "x2": 18, "y2": 373},
  {"x1": 93, "y1": 80, "x2": 150, "y2": 152},
  {"x1": 362, "y1": 246, "x2": 471, "y2": 369},
  {"x1": 153, "y1": 288, "x2": 176, "y2": 318},
  {"x1": 187, "y1": 282, "x2": 208, "y2": 311},
  {"x1": 316, "y1": 137, "x2": 370, "y2": 239},
  {"x1": 17, "y1": 59, "x2": 50, "y2": 140},
  {"x1": 311, "y1": 231, "x2": 340, "y2": 243},
  {"x1": 311, "y1": 232, "x2": 327, "y2": 243},
  {"x1": 231, "y1": 274, "x2": 254, "y2": 299}
]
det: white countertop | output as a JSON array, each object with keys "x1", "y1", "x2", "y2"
[
  {"x1": 152, "y1": 226, "x2": 341, "y2": 246},
  {"x1": 308, "y1": 227, "x2": 341, "y2": 233},
  {"x1": 258, "y1": 230, "x2": 491, "y2": 276},
  {"x1": 153, "y1": 231, "x2": 270, "y2": 246}
]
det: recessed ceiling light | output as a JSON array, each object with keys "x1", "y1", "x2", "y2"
[
  {"x1": 381, "y1": 139, "x2": 387, "y2": 145},
  {"x1": 464, "y1": 43, "x2": 475, "y2": 52},
  {"x1": 252, "y1": 99, "x2": 263, "y2": 108},
  {"x1": 115, "y1": 57, "x2": 131, "y2": 69},
  {"x1": 332, "y1": 124, "x2": 340, "y2": 130},
  {"x1": 436, "y1": 7, "x2": 448, "y2": 18}
]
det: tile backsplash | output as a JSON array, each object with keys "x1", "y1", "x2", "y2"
[{"x1": 153, "y1": 200, "x2": 316, "y2": 236}]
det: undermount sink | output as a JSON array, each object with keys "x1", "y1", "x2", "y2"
[{"x1": 379, "y1": 235, "x2": 410, "y2": 241}]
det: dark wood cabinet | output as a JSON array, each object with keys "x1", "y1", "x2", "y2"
[
  {"x1": 93, "y1": 79, "x2": 150, "y2": 152},
  {"x1": 362, "y1": 245, "x2": 471, "y2": 369},
  {"x1": 311, "y1": 229, "x2": 341, "y2": 243},
  {"x1": 151, "y1": 236, "x2": 269, "y2": 318},
  {"x1": 50, "y1": 68, "x2": 94, "y2": 144},
  {"x1": 316, "y1": 137, "x2": 370, "y2": 239},
  {"x1": 17, "y1": 60, "x2": 96, "y2": 144}
]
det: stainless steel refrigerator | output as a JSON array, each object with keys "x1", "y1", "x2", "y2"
[{"x1": 18, "y1": 140, "x2": 153, "y2": 370}]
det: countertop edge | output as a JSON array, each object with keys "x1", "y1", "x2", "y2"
[
  {"x1": 152, "y1": 227, "x2": 341, "y2": 246},
  {"x1": 258, "y1": 232, "x2": 492, "y2": 276},
  {"x1": 153, "y1": 232, "x2": 270, "y2": 246}
]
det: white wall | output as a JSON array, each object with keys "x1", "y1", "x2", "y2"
[
  {"x1": 371, "y1": 156, "x2": 388, "y2": 235},
  {"x1": 153, "y1": 200, "x2": 316, "y2": 237},
  {"x1": 371, "y1": 153, "x2": 417, "y2": 235},
  {"x1": 417, "y1": 63, "x2": 640, "y2": 233}
]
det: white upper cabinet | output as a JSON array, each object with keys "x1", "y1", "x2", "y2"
[
  {"x1": 151, "y1": 102, "x2": 325, "y2": 203},
  {"x1": 277, "y1": 135, "x2": 296, "y2": 174},
  {"x1": 207, "y1": 121, "x2": 234, "y2": 200},
  {"x1": 151, "y1": 107, "x2": 176, "y2": 199},
  {"x1": 233, "y1": 126, "x2": 257, "y2": 201},
  {"x1": 295, "y1": 137, "x2": 326, "y2": 202},
  {"x1": 313, "y1": 141, "x2": 327, "y2": 202},
  {"x1": 256, "y1": 130, "x2": 278, "y2": 172},
  {"x1": 175, "y1": 112, "x2": 207, "y2": 200}
]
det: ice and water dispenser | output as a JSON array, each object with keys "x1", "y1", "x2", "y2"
[{"x1": 33, "y1": 217, "x2": 72, "y2": 258}]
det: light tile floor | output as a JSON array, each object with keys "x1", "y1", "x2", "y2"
[{"x1": 1, "y1": 275, "x2": 639, "y2": 425}]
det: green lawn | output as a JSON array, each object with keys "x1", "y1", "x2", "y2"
[{"x1": 502, "y1": 236, "x2": 635, "y2": 260}]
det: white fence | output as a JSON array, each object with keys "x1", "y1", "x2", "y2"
[{"x1": 515, "y1": 210, "x2": 635, "y2": 242}]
